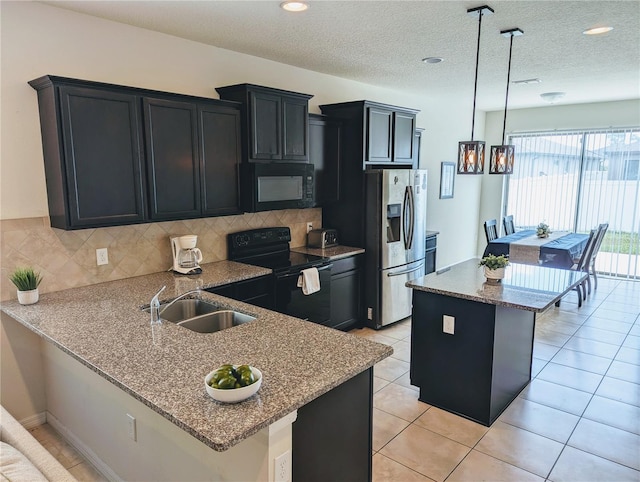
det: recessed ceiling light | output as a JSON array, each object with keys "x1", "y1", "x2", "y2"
[
  {"x1": 583, "y1": 26, "x2": 613, "y2": 35},
  {"x1": 540, "y1": 92, "x2": 566, "y2": 103},
  {"x1": 422, "y1": 57, "x2": 444, "y2": 64},
  {"x1": 512, "y1": 78, "x2": 541, "y2": 85},
  {"x1": 280, "y1": 1, "x2": 308, "y2": 12}
]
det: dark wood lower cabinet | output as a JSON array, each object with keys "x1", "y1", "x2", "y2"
[
  {"x1": 293, "y1": 368, "x2": 373, "y2": 482},
  {"x1": 205, "y1": 275, "x2": 274, "y2": 309},
  {"x1": 329, "y1": 255, "x2": 362, "y2": 330}
]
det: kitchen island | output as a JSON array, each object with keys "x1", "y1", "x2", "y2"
[
  {"x1": 406, "y1": 259, "x2": 587, "y2": 426},
  {"x1": 1, "y1": 260, "x2": 392, "y2": 481}
]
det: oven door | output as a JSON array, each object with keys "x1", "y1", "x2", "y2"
[{"x1": 274, "y1": 264, "x2": 332, "y2": 325}]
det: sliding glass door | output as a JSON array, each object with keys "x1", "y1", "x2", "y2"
[{"x1": 505, "y1": 128, "x2": 640, "y2": 279}]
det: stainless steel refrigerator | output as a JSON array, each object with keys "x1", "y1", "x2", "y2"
[{"x1": 364, "y1": 169, "x2": 427, "y2": 328}]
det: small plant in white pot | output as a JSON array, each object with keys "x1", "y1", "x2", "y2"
[
  {"x1": 479, "y1": 255, "x2": 509, "y2": 284},
  {"x1": 9, "y1": 267, "x2": 43, "y2": 305},
  {"x1": 536, "y1": 222, "x2": 551, "y2": 238}
]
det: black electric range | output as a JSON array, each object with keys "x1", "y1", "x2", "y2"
[{"x1": 228, "y1": 227, "x2": 332, "y2": 325}]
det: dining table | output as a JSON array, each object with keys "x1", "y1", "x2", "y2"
[{"x1": 483, "y1": 229, "x2": 590, "y2": 269}]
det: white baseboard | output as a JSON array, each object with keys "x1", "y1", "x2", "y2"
[
  {"x1": 46, "y1": 411, "x2": 122, "y2": 482},
  {"x1": 19, "y1": 412, "x2": 47, "y2": 430}
]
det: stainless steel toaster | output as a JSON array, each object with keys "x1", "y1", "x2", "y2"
[{"x1": 307, "y1": 229, "x2": 338, "y2": 248}]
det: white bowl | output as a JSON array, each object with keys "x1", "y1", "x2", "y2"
[{"x1": 204, "y1": 366, "x2": 262, "y2": 403}]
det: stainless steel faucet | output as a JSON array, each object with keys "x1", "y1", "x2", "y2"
[{"x1": 150, "y1": 286, "x2": 202, "y2": 324}]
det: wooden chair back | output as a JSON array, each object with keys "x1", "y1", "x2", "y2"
[
  {"x1": 484, "y1": 219, "x2": 498, "y2": 243},
  {"x1": 503, "y1": 215, "x2": 515, "y2": 235}
]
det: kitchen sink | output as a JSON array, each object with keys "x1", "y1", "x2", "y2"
[{"x1": 143, "y1": 299, "x2": 255, "y2": 333}]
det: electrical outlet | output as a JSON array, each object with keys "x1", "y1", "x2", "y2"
[
  {"x1": 367, "y1": 307, "x2": 373, "y2": 320},
  {"x1": 96, "y1": 248, "x2": 109, "y2": 266},
  {"x1": 274, "y1": 450, "x2": 291, "y2": 482},
  {"x1": 306, "y1": 222, "x2": 313, "y2": 233},
  {"x1": 126, "y1": 413, "x2": 136, "y2": 441},
  {"x1": 443, "y1": 315, "x2": 455, "y2": 335}
]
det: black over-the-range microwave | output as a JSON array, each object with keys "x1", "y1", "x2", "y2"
[{"x1": 241, "y1": 162, "x2": 315, "y2": 212}]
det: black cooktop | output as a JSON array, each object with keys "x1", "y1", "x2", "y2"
[{"x1": 228, "y1": 227, "x2": 328, "y2": 274}]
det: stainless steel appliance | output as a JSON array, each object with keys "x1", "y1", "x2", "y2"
[
  {"x1": 227, "y1": 227, "x2": 333, "y2": 325},
  {"x1": 241, "y1": 163, "x2": 314, "y2": 212},
  {"x1": 364, "y1": 169, "x2": 427, "y2": 328},
  {"x1": 307, "y1": 228, "x2": 338, "y2": 248},
  {"x1": 171, "y1": 235, "x2": 203, "y2": 275}
]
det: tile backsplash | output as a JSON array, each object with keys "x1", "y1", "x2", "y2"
[{"x1": 0, "y1": 209, "x2": 322, "y2": 301}]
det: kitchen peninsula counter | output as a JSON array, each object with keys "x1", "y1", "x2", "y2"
[
  {"x1": 1, "y1": 259, "x2": 392, "y2": 480},
  {"x1": 406, "y1": 259, "x2": 587, "y2": 426}
]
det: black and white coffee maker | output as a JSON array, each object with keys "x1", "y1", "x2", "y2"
[{"x1": 171, "y1": 235, "x2": 203, "y2": 275}]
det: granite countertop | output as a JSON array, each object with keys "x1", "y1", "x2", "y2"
[
  {"x1": 1, "y1": 260, "x2": 392, "y2": 452},
  {"x1": 406, "y1": 258, "x2": 587, "y2": 312},
  {"x1": 291, "y1": 245, "x2": 365, "y2": 260}
]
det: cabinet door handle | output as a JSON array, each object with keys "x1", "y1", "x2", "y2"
[{"x1": 387, "y1": 264, "x2": 422, "y2": 277}]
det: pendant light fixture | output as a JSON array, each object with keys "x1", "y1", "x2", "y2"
[
  {"x1": 458, "y1": 5, "x2": 494, "y2": 175},
  {"x1": 490, "y1": 28, "x2": 523, "y2": 175}
]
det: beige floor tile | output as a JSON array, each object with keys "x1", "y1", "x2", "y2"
[
  {"x1": 568, "y1": 418, "x2": 640, "y2": 470},
  {"x1": 532, "y1": 341, "x2": 562, "y2": 361},
  {"x1": 583, "y1": 395, "x2": 640, "y2": 435},
  {"x1": 378, "y1": 322, "x2": 412, "y2": 341},
  {"x1": 520, "y1": 379, "x2": 592, "y2": 416},
  {"x1": 68, "y1": 461, "x2": 109, "y2": 482},
  {"x1": 531, "y1": 358, "x2": 548, "y2": 377},
  {"x1": 475, "y1": 420, "x2": 564, "y2": 477},
  {"x1": 596, "y1": 376, "x2": 640, "y2": 407},
  {"x1": 379, "y1": 424, "x2": 470, "y2": 482},
  {"x1": 413, "y1": 407, "x2": 488, "y2": 447},
  {"x1": 373, "y1": 376, "x2": 391, "y2": 393},
  {"x1": 390, "y1": 340, "x2": 411, "y2": 362},
  {"x1": 563, "y1": 337, "x2": 619, "y2": 358},
  {"x1": 551, "y1": 348, "x2": 612, "y2": 375},
  {"x1": 616, "y1": 346, "x2": 640, "y2": 366},
  {"x1": 597, "y1": 300, "x2": 640, "y2": 314},
  {"x1": 607, "y1": 360, "x2": 640, "y2": 384},
  {"x1": 624, "y1": 335, "x2": 640, "y2": 350},
  {"x1": 373, "y1": 383, "x2": 429, "y2": 422},
  {"x1": 372, "y1": 408, "x2": 410, "y2": 451},
  {"x1": 29, "y1": 427, "x2": 84, "y2": 469},
  {"x1": 498, "y1": 397, "x2": 580, "y2": 443},
  {"x1": 533, "y1": 328, "x2": 572, "y2": 347},
  {"x1": 583, "y1": 317, "x2": 633, "y2": 335},
  {"x1": 574, "y1": 325, "x2": 628, "y2": 345},
  {"x1": 392, "y1": 371, "x2": 419, "y2": 392},
  {"x1": 372, "y1": 453, "x2": 435, "y2": 482},
  {"x1": 536, "y1": 362, "x2": 603, "y2": 393},
  {"x1": 591, "y1": 308, "x2": 639, "y2": 324},
  {"x1": 374, "y1": 357, "x2": 410, "y2": 382},
  {"x1": 549, "y1": 446, "x2": 640, "y2": 482},
  {"x1": 447, "y1": 449, "x2": 544, "y2": 482}
]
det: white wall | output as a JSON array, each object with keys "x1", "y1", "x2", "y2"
[
  {"x1": 478, "y1": 100, "x2": 640, "y2": 255},
  {"x1": 0, "y1": 1, "x2": 483, "y2": 269}
]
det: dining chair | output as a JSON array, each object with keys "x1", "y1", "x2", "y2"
[
  {"x1": 484, "y1": 219, "x2": 498, "y2": 243},
  {"x1": 556, "y1": 228, "x2": 597, "y2": 308},
  {"x1": 587, "y1": 222, "x2": 609, "y2": 293},
  {"x1": 503, "y1": 215, "x2": 515, "y2": 235}
]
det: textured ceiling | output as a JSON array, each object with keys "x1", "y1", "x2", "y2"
[{"x1": 42, "y1": 1, "x2": 640, "y2": 111}]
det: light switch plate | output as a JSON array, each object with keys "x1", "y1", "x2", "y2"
[{"x1": 443, "y1": 315, "x2": 455, "y2": 335}]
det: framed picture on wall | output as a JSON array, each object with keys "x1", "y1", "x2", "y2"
[{"x1": 440, "y1": 162, "x2": 455, "y2": 199}]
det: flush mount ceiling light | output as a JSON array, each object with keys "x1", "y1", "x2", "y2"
[
  {"x1": 458, "y1": 5, "x2": 494, "y2": 175},
  {"x1": 540, "y1": 91, "x2": 566, "y2": 103},
  {"x1": 422, "y1": 57, "x2": 444, "y2": 64},
  {"x1": 490, "y1": 28, "x2": 524, "y2": 175},
  {"x1": 512, "y1": 78, "x2": 541, "y2": 85},
  {"x1": 280, "y1": 1, "x2": 308, "y2": 12},
  {"x1": 583, "y1": 26, "x2": 613, "y2": 35}
]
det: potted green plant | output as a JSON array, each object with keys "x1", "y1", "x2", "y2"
[
  {"x1": 479, "y1": 254, "x2": 509, "y2": 283},
  {"x1": 536, "y1": 222, "x2": 551, "y2": 238},
  {"x1": 9, "y1": 267, "x2": 43, "y2": 305}
]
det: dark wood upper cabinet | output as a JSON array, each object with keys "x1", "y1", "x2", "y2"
[
  {"x1": 309, "y1": 114, "x2": 341, "y2": 205},
  {"x1": 199, "y1": 105, "x2": 242, "y2": 217},
  {"x1": 29, "y1": 79, "x2": 146, "y2": 229},
  {"x1": 144, "y1": 97, "x2": 201, "y2": 220},
  {"x1": 216, "y1": 84, "x2": 313, "y2": 163},
  {"x1": 29, "y1": 75, "x2": 242, "y2": 229},
  {"x1": 319, "y1": 100, "x2": 419, "y2": 169}
]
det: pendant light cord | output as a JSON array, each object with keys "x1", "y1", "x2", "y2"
[
  {"x1": 471, "y1": 10, "x2": 484, "y2": 141},
  {"x1": 501, "y1": 33, "x2": 514, "y2": 145}
]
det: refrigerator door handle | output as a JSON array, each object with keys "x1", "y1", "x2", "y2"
[
  {"x1": 403, "y1": 186, "x2": 415, "y2": 250},
  {"x1": 387, "y1": 264, "x2": 423, "y2": 277}
]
